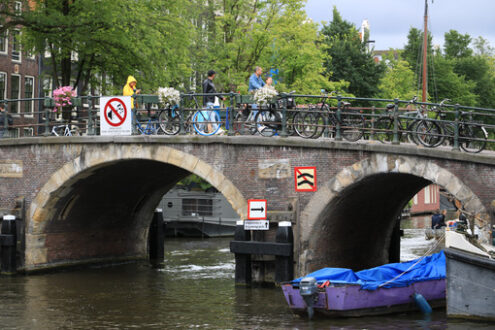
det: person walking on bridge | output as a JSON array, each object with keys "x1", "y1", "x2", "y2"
[
  {"x1": 123, "y1": 75, "x2": 141, "y2": 109},
  {"x1": 0, "y1": 104, "x2": 13, "y2": 138}
]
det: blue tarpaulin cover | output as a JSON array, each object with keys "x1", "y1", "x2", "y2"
[{"x1": 292, "y1": 251, "x2": 446, "y2": 291}]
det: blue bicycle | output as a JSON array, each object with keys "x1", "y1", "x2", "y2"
[
  {"x1": 133, "y1": 109, "x2": 164, "y2": 135},
  {"x1": 159, "y1": 95, "x2": 226, "y2": 136}
]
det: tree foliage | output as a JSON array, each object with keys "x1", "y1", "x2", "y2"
[{"x1": 321, "y1": 7, "x2": 385, "y2": 98}]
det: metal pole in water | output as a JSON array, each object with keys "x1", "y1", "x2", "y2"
[
  {"x1": 275, "y1": 221, "x2": 294, "y2": 283},
  {"x1": 1, "y1": 215, "x2": 17, "y2": 275},
  {"x1": 232, "y1": 220, "x2": 251, "y2": 284},
  {"x1": 149, "y1": 209, "x2": 165, "y2": 263}
]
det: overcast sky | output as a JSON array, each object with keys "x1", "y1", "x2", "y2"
[{"x1": 305, "y1": 0, "x2": 495, "y2": 50}]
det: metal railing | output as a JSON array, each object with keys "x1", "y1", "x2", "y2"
[{"x1": 1, "y1": 93, "x2": 495, "y2": 153}]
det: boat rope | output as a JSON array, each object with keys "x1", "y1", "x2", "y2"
[{"x1": 378, "y1": 232, "x2": 445, "y2": 288}]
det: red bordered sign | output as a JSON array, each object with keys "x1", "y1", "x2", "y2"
[
  {"x1": 103, "y1": 97, "x2": 127, "y2": 127},
  {"x1": 247, "y1": 199, "x2": 267, "y2": 220},
  {"x1": 294, "y1": 166, "x2": 317, "y2": 192}
]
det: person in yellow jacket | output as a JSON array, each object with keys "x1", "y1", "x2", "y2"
[{"x1": 123, "y1": 75, "x2": 140, "y2": 109}]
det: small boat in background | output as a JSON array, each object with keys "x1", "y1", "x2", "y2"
[{"x1": 282, "y1": 252, "x2": 446, "y2": 318}]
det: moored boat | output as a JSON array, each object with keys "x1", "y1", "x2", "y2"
[
  {"x1": 282, "y1": 252, "x2": 446, "y2": 318},
  {"x1": 444, "y1": 228, "x2": 495, "y2": 321}
]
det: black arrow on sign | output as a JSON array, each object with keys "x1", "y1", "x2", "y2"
[{"x1": 251, "y1": 206, "x2": 264, "y2": 212}]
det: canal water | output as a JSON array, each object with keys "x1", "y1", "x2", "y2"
[{"x1": 1, "y1": 218, "x2": 493, "y2": 329}]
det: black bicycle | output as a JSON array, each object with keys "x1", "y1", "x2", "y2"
[
  {"x1": 293, "y1": 91, "x2": 365, "y2": 141},
  {"x1": 254, "y1": 91, "x2": 296, "y2": 137}
]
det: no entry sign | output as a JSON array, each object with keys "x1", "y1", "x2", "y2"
[{"x1": 100, "y1": 96, "x2": 132, "y2": 136}]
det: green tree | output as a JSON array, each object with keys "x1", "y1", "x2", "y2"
[
  {"x1": 444, "y1": 30, "x2": 473, "y2": 58},
  {"x1": 0, "y1": 0, "x2": 191, "y2": 93},
  {"x1": 321, "y1": 7, "x2": 385, "y2": 98},
  {"x1": 401, "y1": 27, "x2": 433, "y2": 77},
  {"x1": 376, "y1": 56, "x2": 416, "y2": 101}
]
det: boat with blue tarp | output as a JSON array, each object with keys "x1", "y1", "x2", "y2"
[{"x1": 282, "y1": 251, "x2": 446, "y2": 318}]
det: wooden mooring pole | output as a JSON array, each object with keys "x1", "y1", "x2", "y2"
[{"x1": 1, "y1": 215, "x2": 17, "y2": 275}]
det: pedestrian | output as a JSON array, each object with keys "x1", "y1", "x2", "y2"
[
  {"x1": 248, "y1": 66, "x2": 265, "y2": 92},
  {"x1": 202, "y1": 70, "x2": 224, "y2": 107},
  {"x1": 0, "y1": 104, "x2": 13, "y2": 138},
  {"x1": 123, "y1": 75, "x2": 140, "y2": 109},
  {"x1": 201, "y1": 70, "x2": 225, "y2": 134},
  {"x1": 265, "y1": 74, "x2": 273, "y2": 87}
]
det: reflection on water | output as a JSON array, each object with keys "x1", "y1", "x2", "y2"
[{"x1": 0, "y1": 235, "x2": 493, "y2": 329}]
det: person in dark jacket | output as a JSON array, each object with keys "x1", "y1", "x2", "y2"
[
  {"x1": 202, "y1": 70, "x2": 224, "y2": 107},
  {"x1": 0, "y1": 104, "x2": 13, "y2": 138}
]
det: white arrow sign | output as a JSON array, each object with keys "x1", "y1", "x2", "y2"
[{"x1": 247, "y1": 199, "x2": 267, "y2": 220}]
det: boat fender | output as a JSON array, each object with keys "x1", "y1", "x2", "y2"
[{"x1": 413, "y1": 293, "x2": 432, "y2": 314}]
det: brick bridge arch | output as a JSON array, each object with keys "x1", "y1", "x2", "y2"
[
  {"x1": 298, "y1": 154, "x2": 489, "y2": 275},
  {"x1": 26, "y1": 144, "x2": 247, "y2": 269}
]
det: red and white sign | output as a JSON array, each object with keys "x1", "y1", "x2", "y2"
[
  {"x1": 295, "y1": 166, "x2": 317, "y2": 192},
  {"x1": 247, "y1": 199, "x2": 267, "y2": 220},
  {"x1": 100, "y1": 96, "x2": 132, "y2": 136}
]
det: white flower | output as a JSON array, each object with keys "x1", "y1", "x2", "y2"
[
  {"x1": 158, "y1": 87, "x2": 181, "y2": 108},
  {"x1": 253, "y1": 85, "x2": 278, "y2": 106}
]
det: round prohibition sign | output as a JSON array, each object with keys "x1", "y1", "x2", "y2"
[{"x1": 104, "y1": 98, "x2": 127, "y2": 127}]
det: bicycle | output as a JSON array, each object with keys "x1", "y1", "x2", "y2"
[
  {"x1": 426, "y1": 100, "x2": 488, "y2": 153},
  {"x1": 133, "y1": 108, "x2": 165, "y2": 135},
  {"x1": 373, "y1": 96, "x2": 440, "y2": 145},
  {"x1": 254, "y1": 91, "x2": 296, "y2": 137},
  {"x1": 159, "y1": 93, "x2": 226, "y2": 136},
  {"x1": 293, "y1": 91, "x2": 365, "y2": 141},
  {"x1": 51, "y1": 123, "x2": 81, "y2": 136}
]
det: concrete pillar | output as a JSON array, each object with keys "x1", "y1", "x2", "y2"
[
  {"x1": 275, "y1": 221, "x2": 294, "y2": 283},
  {"x1": 233, "y1": 220, "x2": 251, "y2": 284},
  {"x1": 1, "y1": 215, "x2": 17, "y2": 275}
]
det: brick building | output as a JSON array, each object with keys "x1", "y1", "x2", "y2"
[{"x1": 0, "y1": 0, "x2": 40, "y2": 137}]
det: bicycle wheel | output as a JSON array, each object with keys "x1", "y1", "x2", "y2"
[
  {"x1": 373, "y1": 117, "x2": 393, "y2": 143},
  {"x1": 460, "y1": 124, "x2": 487, "y2": 153},
  {"x1": 415, "y1": 120, "x2": 441, "y2": 147},
  {"x1": 341, "y1": 113, "x2": 364, "y2": 142},
  {"x1": 293, "y1": 111, "x2": 318, "y2": 138},
  {"x1": 192, "y1": 110, "x2": 220, "y2": 136},
  {"x1": 255, "y1": 110, "x2": 278, "y2": 137},
  {"x1": 159, "y1": 109, "x2": 180, "y2": 135}
]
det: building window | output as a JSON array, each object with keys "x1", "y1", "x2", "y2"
[
  {"x1": 424, "y1": 185, "x2": 431, "y2": 204},
  {"x1": 24, "y1": 76, "x2": 34, "y2": 115},
  {"x1": 12, "y1": 30, "x2": 21, "y2": 62},
  {"x1": 42, "y1": 77, "x2": 52, "y2": 97},
  {"x1": 0, "y1": 72, "x2": 6, "y2": 101},
  {"x1": 10, "y1": 74, "x2": 20, "y2": 113},
  {"x1": 14, "y1": 2, "x2": 22, "y2": 16},
  {"x1": 182, "y1": 198, "x2": 213, "y2": 217},
  {"x1": 413, "y1": 194, "x2": 418, "y2": 205},
  {"x1": 0, "y1": 29, "x2": 7, "y2": 54}
]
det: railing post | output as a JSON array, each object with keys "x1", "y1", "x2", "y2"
[
  {"x1": 179, "y1": 94, "x2": 185, "y2": 135},
  {"x1": 233, "y1": 220, "x2": 251, "y2": 284},
  {"x1": 228, "y1": 92, "x2": 235, "y2": 136},
  {"x1": 452, "y1": 104, "x2": 460, "y2": 151},
  {"x1": 280, "y1": 93, "x2": 288, "y2": 137},
  {"x1": 1, "y1": 215, "x2": 17, "y2": 275},
  {"x1": 370, "y1": 105, "x2": 376, "y2": 141},
  {"x1": 275, "y1": 221, "x2": 293, "y2": 283},
  {"x1": 392, "y1": 98, "x2": 400, "y2": 145},
  {"x1": 43, "y1": 98, "x2": 50, "y2": 136},
  {"x1": 87, "y1": 95, "x2": 94, "y2": 136},
  {"x1": 335, "y1": 95, "x2": 342, "y2": 141}
]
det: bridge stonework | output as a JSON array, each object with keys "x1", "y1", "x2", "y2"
[{"x1": 0, "y1": 136, "x2": 494, "y2": 276}]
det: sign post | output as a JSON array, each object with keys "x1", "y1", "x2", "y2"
[
  {"x1": 245, "y1": 199, "x2": 269, "y2": 230},
  {"x1": 99, "y1": 96, "x2": 132, "y2": 136}
]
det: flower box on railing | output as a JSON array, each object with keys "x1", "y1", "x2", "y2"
[{"x1": 43, "y1": 97, "x2": 82, "y2": 107}]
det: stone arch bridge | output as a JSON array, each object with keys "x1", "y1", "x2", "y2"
[{"x1": 1, "y1": 136, "x2": 494, "y2": 277}]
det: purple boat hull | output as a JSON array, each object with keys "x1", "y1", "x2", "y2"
[{"x1": 282, "y1": 279, "x2": 446, "y2": 317}]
